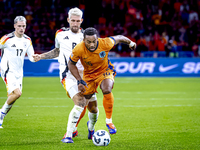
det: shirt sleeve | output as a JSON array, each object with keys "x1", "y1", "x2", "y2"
[
  {"x1": 26, "y1": 39, "x2": 35, "y2": 62},
  {"x1": 0, "y1": 35, "x2": 8, "y2": 49},
  {"x1": 102, "y1": 37, "x2": 115, "y2": 51},
  {"x1": 55, "y1": 34, "x2": 59, "y2": 48},
  {"x1": 55, "y1": 30, "x2": 61, "y2": 48},
  {"x1": 69, "y1": 46, "x2": 81, "y2": 63},
  {"x1": 109, "y1": 37, "x2": 116, "y2": 45}
]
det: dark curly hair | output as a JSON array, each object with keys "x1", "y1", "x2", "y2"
[{"x1": 83, "y1": 27, "x2": 99, "y2": 38}]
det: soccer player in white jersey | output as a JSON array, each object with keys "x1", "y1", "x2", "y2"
[
  {"x1": 33, "y1": 7, "x2": 100, "y2": 143},
  {"x1": 0, "y1": 16, "x2": 36, "y2": 128}
]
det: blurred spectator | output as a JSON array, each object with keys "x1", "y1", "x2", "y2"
[
  {"x1": 152, "y1": 10, "x2": 162, "y2": 26},
  {"x1": 189, "y1": 6, "x2": 199, "y2": 24},
  {"x1": 0, "y1": 0, "x2": 199, "y2": 57},
  {"x1": 174, "y1": 0, "x2": 182, "y2": 13},
  {"x1": 24, "y1": 3, "x2": 33, "y2": 24},
  {"x1": 168, "y1": 35, "x2": 178, "y2": 52},
  {"x1": 155, "y1": 36, "x2": 167, "y2": 52},
  {"x1": 114, "y1": 23, "x2": 126, "y2": 35},
  {"x1": 177, "y1": 36, "x2": 189, "y2": 51},
  {"x1": 148, "y1": 34, "x2": 157, "y2": 51},
  {"x1": 136, "y1": 35, "x2": 148, "y2": 56},
  {"x1": 180, "y1": 0, "x2": 190, "y2": 12},
  {"x1": 192, "y1": 41, "x2": 199, "y2": 57}
]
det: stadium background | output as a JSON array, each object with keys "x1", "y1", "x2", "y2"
[
  {"x1": 0, "y1": 0, "x2": 200, "y2": 76},
  {"x1": 0, "y1": 1, "x2": 200, "y2": 149}
]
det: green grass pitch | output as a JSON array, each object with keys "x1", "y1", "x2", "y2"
[{"x1": 0, "y1": 77, "x2": 200, "y2": 150}]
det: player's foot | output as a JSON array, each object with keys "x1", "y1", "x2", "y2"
[
  {"x1": 0, "y1": 109, "x2": 6, "y2": 128},
  {"x1": 61, "y1": 137, "x2": 74, "y2": 143},
  {"x1": 62, "y1": 130, "x2": 78, "y2": 139},
  {"x1": 106, "y1": 123, "x2": 117, "y2": 134},
  {"x1": 87, "y1": 121, "x2": 94, "y2": 139},
  {"x1": 72, "y1": 130, "x2": 78, "y2": 137}
]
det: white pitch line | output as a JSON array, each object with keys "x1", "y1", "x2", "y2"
[
  {"x1": 0, "y1": 97, "x2": 67, "y2": 100},
  {"x1": 114, "y1": 97, "x2": 200, "y2": 100},
  {"x1": 1, "y1": 97, "x2": 200, "y2": 101},
  {"x1": 123, "y1": 104, "x2": 194, "y2": 108},
  {"x1": 13, "y1": 105, "x2": 69, "y2": 108},
  {"x1": 11, "y1": 104, "x2": 197, "y2": 108},
  {"x1": 119, "y1": 91, "x2": 200, "y2": 94}
]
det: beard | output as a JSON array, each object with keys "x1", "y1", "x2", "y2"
[{"x1": 71, "y1": 26, "x2": 79, "y2": 33}]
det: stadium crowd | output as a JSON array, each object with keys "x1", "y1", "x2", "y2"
[{"x1": 0, "y1": 0, "x2": 200, "y2": 57}]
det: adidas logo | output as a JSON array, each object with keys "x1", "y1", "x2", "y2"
[
  {"x1": 11, "y1": 44, "x2": 16, "y2": 47},
  {"x1": 64, "y1": 36, "x2": 69, "y2": 39}
]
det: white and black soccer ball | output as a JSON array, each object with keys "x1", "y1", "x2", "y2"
[{"x1": 92, "y1": 130, "x2": 111, "y2": 146}]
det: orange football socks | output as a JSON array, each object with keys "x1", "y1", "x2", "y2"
[{"x1": 103, "y1": 92, "x2": 114, "y2": 119}]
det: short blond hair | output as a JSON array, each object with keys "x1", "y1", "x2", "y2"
[
  {"x1": 68, "y1": 7, "x2": 83, "y2": 19},
  {"x1": 14, "y1": 16, "x2": 26, "y2": 24}
]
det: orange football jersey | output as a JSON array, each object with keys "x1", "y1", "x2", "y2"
[{"x1": 70, "y1": 37, "x2": 115, "y2": 80}]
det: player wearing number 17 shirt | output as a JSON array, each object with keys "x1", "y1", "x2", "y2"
[{"x1": 0, "y1": 16, "x2": 36, "y2": 128}]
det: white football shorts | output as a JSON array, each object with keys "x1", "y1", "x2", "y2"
[
  {"x1": 1, "y1": 71, "x2": 23, "y2": 95},
  {"x1": 59, "y1": 64, "x2": 97, "y2": 101}
]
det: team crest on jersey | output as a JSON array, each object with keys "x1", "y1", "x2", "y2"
[
  {"x1": 23, "y1": 42, "x2": 27, "y2": 48},
  {"x1": 99, "y1": 51, "x2": 106, "y2": 58}
]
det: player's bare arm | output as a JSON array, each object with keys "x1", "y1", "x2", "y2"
[
  {"x1": 68, "y1": 59, "x2": 86, "y2": 94},
  {"x1": 33, "y1": 48, "x2": 60, "y2": 62},
  {"x1": 111, "y1": 35, "x2": 136, "y2": 50}
]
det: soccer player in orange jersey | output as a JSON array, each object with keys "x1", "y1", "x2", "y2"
[{"x1": 67, "y1": 27, "x2": 136, "y2": 142}]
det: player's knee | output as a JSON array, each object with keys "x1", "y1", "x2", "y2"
[
  {"x1": 73, "y1": 93, "x2": 86, "y2": 107},
  {"x1": 15, "y1": 92, "x2": 22, "y2": 99},
  {"x1": 89, "y1": 106, "x2": 98, "y2": 113},
  {"x1": 102, "y1": 88, "x2": 112, "y2": 95},
  {"x1": 13, "y1": 89, "x2": 22, "y2": 99}
]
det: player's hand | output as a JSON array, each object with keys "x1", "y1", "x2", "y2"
[
  {"x1": 77, "y1": 79, "x2": 88, "y2": 94},
  {"x1": 33, "y1": 54, "x2": 41, "y2": 62},
  {"x1": 78, "y1": 84, "x2": 86, "y2": 94},
  {"x1": 129, "y1": 41, "x2": 136, "y2": 50}
]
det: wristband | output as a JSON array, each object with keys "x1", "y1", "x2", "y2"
[
  {"x1": 77, "y1": 79, "x2": 87, "y2": 86},
  {"x1": 129, "y1": 41, "x2": 136, "y2": 47}
]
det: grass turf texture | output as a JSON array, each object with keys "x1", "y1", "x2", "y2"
[{"x1": 0, "y1": 77, "x2": 200, "y2": 150}]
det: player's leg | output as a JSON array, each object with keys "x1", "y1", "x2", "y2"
[
  {"x1": 73, "y1": 105, "x2": 87, "y2": 135},
  {"x1": 61, "y1": 84, "x2": 86, "y2": 143},
  {"x1": 2, "y1": 88, "x2": 21, "y2": 110},
  {"x1": 86, "y1": 94, "x2": 99, "y2": 139},
  {"x1": 100, "y1": 78, "x2": 117, "y2": 134},
  {"x1": 61, "y1": 78, "x2": 87, "y2": 138},
  {"x1": 60, "y1": 65, "x2": 85, "y2": 138},
  {"x1": 0, "y1": 88, "x2": 21, "y2": 128},
  {"x1": 0, "y1": 75, "x2": 22, "y2": 128},
  {"x1": 62, "y1": 106, "x2": 86, "y2": 139},
  {"x1": 73, "y1": 94, "x2": 97, "y2": 134}
]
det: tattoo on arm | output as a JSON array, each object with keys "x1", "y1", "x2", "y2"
[
  {"x1": 118, "y1": 35, "x2": 131, "y2": 45},
  {"x1": 112, "y1": 35, "x2": 131, "y2": 45},
  {"x1": 41, "y1": 48, "x2": 60, "y2": 59}
]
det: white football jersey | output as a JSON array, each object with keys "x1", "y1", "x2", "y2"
[
  {"x1": 55, "y1": 27, "x2": 84, "y2": 71},
  {"x1": 0, "y1": 32, "x2": 35, "y2": 77}
]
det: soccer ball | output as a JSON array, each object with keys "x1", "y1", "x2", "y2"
[{"x1": 92, "y1": 130, "x2": 111, "y2": 146}]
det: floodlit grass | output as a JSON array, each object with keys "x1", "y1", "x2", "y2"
[{"x1": 0, "y1": 77, "x2": 200, "y2": 150}]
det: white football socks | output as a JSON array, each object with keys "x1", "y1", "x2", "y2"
[
  {"x1": 106, "y1": 118, "x2": 112, "y2": 124},
  {"x1": 88, "y1": 109, "x2": 99, "y2": 131},
  {"x1": 66, "y1": 105, "x2": 84, "y2": 137},
  {"x1": 1, "y1": 101, "x2": 12, "y2": 114}
]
